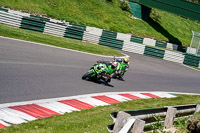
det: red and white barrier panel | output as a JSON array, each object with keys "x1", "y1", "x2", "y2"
[{"x1": 0, "y1": 92, "x2": 176, "y2": 128}]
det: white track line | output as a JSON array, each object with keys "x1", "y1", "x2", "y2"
[{"x1": 0, "y1": 36, "x2": 129, "y2": 58}]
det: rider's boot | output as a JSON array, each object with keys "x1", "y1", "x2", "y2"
[{"x1": 118, "y1": 76, "x2": 125, "y2": 81}]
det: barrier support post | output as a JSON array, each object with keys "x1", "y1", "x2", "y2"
[
  {"x1": 195, "y1": 104, "x2": 200, "y2": 113},
  {"x1": 113, "y1": 111, "x2": 131, "y2": 133},
  {"x1": 164, "y1": 107, "x2": 177, "y2": 129},
  {"x1": 132, "y1": 119, "x2": 145, "y2": 133}
]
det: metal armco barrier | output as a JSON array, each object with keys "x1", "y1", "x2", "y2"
[
  {"x1": 20, "y1": 16, "x2": 46, "y2": 32},
  {"x1": 155, "y1": 41, "x2": 167, "y2": 48},
  {"x1": 99, "y1": 30, "x2": 123, "y2": 50},
  {"x1": 164, "y1": 51, "x2": 185, "y2": 64},
  {"x1": 0, "y1": 8, "x2": 199, "y2": 68},
  {"x1": 122, "y1": 41, "x2": 145, "y2": 55},
  {"x1": 183, "y1": 53, "x2": 200, "y2": 67},
  {"x1": 44, "y1": 22, "x2": 67, "y2": 37},
  {"x1": 0, "y1": 10, "x2": 22, "y2": 28},
  {"x1": 107, "y1": 104, "x2": 198, "y2": 133},
  {"x1": 144, "y1": 46, "x2": 165, "y2": 59},
  {"x1": 83, "y1": 32, "x2": 101, "y2": 44},
  {"x1": 30, "y1": 14, "x2": 50, "y2": 22},
  {"x1": 64, "y1": 23, "x2": 86, "y2": 40},
  {"x1": 99, "y1": 36, "x2": 123, "y2": 50},
  {"x1": 130, "y1": 35, "x2": 144, "y2": 44}
]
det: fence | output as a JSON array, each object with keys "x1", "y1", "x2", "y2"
[
  {"x1": 107, "y1": 104, "x2": 200, "y2": 133},
  {"x1": 188, "y1": 30, "x2": 200, "y2": 55},
  {"x1": 0, "y1": 8, "x2": 199, "y2": 68}
]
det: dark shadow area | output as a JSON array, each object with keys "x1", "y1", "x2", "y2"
[
  {"x1": 112, "y1": 76, "x2": 125, "y2": 81},
  {"x1": 145, "y1": 17, "x2": 187, "y2": 52},
  {"x1": 129, "y1": 3, "x2": 187, "y2": 52},
  {"x1": 145, "y1": 17, "x2": 182, "y2": 45},
  {"x1": 83, "y1": 78, "x2": 114, "y2": 87}
]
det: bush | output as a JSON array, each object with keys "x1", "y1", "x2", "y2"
[
  {"x1": 120, "y1": 0, "x2": 130, "y2": 12},
  {"x1": 151, "y1": 8, "x2": 161, "y2": 22},
  {"x1": 187, "y1": 112, "x2": 200, "y2": 133}
]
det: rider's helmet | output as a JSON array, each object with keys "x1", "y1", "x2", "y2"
[
  {"x1": 111, "y1": 61, "x2": 118, "y2": 69},
  {"x1": 124, "y1": 57, "x2": 129, "y2": 64}
]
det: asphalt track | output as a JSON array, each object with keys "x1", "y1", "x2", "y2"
[{"x1": 0, "y1": 36, "x2": 200, "y2": 104}]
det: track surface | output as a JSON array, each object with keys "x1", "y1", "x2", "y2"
[{"x1": 0, "y1": 37, "x2": 200, "y2": 104}]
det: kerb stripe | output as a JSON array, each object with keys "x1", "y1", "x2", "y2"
[
  {"x1": 119, "y1": 94, "x2": 141, "y2": 100},
  {"x1": 92, "y1": 96, "x2": 120, "y2": 104},
  {"x1": 10, "y1": 104, "x2": 61, "y2": 119},
  {"x1": 0, "y1": 124, "x2": 5, "y2": 128},
  {"x1": 141, "y1": 93, "x2": 160, "y2": 98},
  {"x1": 59, "y1": 99, "x2": 95, "y2": 110}
]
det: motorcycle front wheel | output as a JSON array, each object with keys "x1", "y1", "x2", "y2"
[{"x1": 82, "y1": 71, "x2": 94, "y2": 80}]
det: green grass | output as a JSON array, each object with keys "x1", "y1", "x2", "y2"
[
  {"x1": 193, "y1": 67, "x2": 200, "y2": 70},
  {"x1": 0, "y1": 94, "x2": 200, "y2": 133},
  {"x1": 0, "y1": 23, "x2": 123, "y2": 56},
  {"x1": 172, "y1": 109, "x2": 200, "y2": 133},
  {"x1": 174, "y1": 118, "x2": 188, "y2": 133},
  {"x1": 1, "y1": 0, "x2": 200, "y2": 46}
]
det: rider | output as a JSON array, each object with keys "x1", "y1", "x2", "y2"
[
  {"x1": 115, "y1": 57, "x2": 129, "y2": 80},
  {"x1": 96, "y1": 59, "x2": 118, "y2": 82},
  {"x1": 117, "y1": 57, "x2": 129, "y2": 69},
  {"x1": 107, "y1": 61, "x2": 119, "y2": 75}
]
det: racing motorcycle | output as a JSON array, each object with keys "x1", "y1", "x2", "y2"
[{"x1": 82, "y1": 63, "x2": 111, "y2": 83}]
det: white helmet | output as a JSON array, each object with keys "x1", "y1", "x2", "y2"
[{"x1": 111, "y1": 62, "x2": 118, "y2": 69}]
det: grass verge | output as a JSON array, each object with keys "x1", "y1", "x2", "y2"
[
  {"x1": 0, "y1": 94, "x2": 199, "y2": 133},
  {"x1": 194, "y1": 67, "x2": 200, "y2": 70},
  {"x1": 0, "y1": 23, "x2": 123, "y2": 56},
  {"x1": 1, "y1": 0, "x2": 200, "y2": 46}
]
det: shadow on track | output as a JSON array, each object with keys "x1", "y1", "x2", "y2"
[{"x1": 83, "y1": 79, "x2": 114, "y2": 87}]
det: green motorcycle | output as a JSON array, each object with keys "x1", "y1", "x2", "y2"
[{"x1": 82, "y1": 63, "x2": 111, "y2": 83}]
